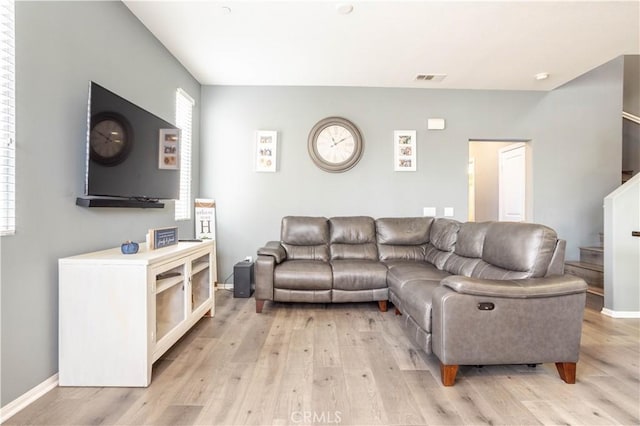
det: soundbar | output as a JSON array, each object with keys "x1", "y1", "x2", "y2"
[{"x1": 76, "y1": 197, "x2": 164, "y2": 208}]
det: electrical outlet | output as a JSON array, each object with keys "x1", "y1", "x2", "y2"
[
  {"x1": 244, "y1": 256, "x2": 253, "y2": 262},
  {"x1": 423, "y1": 207, "x2": 436, "y2": 217},
  {"x1": 444, "y1": 207, "x2": 454, "y2": 217}
]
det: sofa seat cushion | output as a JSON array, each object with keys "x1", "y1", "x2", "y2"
[
  {"x1": 274, "y1": 260, "x2": 332, "y2": 290},
  {"x1": 331, "y1": 260, "x2": 388, "y2": 290},
  {"x1": 386, "y1": 261, "x2": 450, "y2": 293},
  {"x1": 443, "y1": 254, "x2": 482, "y2": 276},
  {"x1": 397, "y1": 280, "x2": 440, "y2": 333}
]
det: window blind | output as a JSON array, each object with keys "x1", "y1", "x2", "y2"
[
  {"x1": 0, "y1": 0, "x2": 15, "y2": 236},
  {"x1": 175, "y1": 88, "x2": 194, "y2": 221}
]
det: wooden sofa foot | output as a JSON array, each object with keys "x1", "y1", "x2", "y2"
[
  {"x1": 378, "y1": 300, "x2": 388, "y2": 312},
  {"x1": 255, "y1": 299, "x2": 265, "y2": 313},
  {"x1": 440, "y1": 364, "x2": 459, "y2": 386},
  {"x1": 555, "y1": 362, "x2": 577, "y2": 384},
  {"x1": 395, "y1": 308, "x2": 402, "y2": 315}
]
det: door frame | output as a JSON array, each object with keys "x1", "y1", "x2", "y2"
[
  {"x1": 468, "y1": 139, "x2": 532, "y2": 222},
  {"x1": 468, "y1": 157, "x2": 476, "y2": 221}
]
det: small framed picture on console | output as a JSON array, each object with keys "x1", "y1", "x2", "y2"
[{"x1": 148, "y1": 226, "x2": 178, "y2": 250}]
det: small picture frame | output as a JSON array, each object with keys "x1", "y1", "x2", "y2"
[
  {"x1": 255, "y1": 130, "x2": 277, "y2": 172},
  {"x1": 394, "y1": 130, "x2": 417, "y2": 172},
  {"x1": 148, "y1": 226, "x2": 179, "y2": 250},
  {"x1": 159, "y1": 128, "x2": 181, "y2": 170}
]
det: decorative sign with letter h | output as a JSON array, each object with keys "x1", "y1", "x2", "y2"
[{"x1": 195, "y1": 199, "x2": 216, "y2": 240}]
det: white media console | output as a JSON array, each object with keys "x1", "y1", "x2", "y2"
[{"x1": 58, "y1": 240, "x2": 216, "y2": 387}]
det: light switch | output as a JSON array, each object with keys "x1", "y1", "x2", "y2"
[
  {"x1": 444, "y1": 207, "x2": 454, "y2": 217},
  {"x1": 423, "y1": 207, "x2": 436, "y2": 217}
]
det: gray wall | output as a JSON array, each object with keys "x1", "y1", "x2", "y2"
[
  {"x1": 530, "y1": 57, "x2": 623, "y2": 247},
  {"x1": 200, "y1": 57, "x2": 624, "y2": 282},
  {"x1": 1, "y1": 2, "x2": 200, "y2": 405}
]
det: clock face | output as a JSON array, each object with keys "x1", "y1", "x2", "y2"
[
  {"x1": 89, "y1": 113, "x2": 132, "y2": 166},
  {"x1": 308, "y1": 117, "x2": 363, "y2": 172},
  {"x1": 315, "y1": 125, "x2": 356, "y2": 164}
]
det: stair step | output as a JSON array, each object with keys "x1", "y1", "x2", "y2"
[
  {"x1": 565, "y1": 261, "x2": 604, "y2": 288},
  {"x1": 586, "y1": 289, "x2": 604, "y2": 311},
  {"x1": 579, "y1": 246, "x2": 603, "y2": 266},
  {"x1": 587, "y1": 286, "x2": 604, "y2": 296},
  {"x1": 565, "y1": 260, "x2": 603, "y2": 272}
]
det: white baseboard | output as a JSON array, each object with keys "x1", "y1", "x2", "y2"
[
  {"x1": 601, "y1": 308, "x2": 640, "y2": 318},
  {"x1": 0, "y1": 373, "x2": 59, "y2": 423}
]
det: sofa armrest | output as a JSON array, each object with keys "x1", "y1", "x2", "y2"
[
  {"x1": 431, "y1": 282, "x2": 587, "y2": 367},
  {"x1": 255, "y1": 254, "x2": 276, "y2": 312},
  {"x1": 257, "y1": 241, "x2": 287, "y2": 264},
  {"x1": 441, "y1": 274, "x2": 587, "y2": 299}
]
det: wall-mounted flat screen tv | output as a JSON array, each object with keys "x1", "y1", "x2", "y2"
[{"x1": 84, "y1": 81, "x2": 180, "y2": 201}]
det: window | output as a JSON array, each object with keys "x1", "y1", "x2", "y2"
[
  {"x1": 175, "y1": 88, "x2": 194, "y2": 221},
  {"x1": 0, "y1": 0, "x2": 15, "y2": 236}
]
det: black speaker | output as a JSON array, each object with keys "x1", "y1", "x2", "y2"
[{"x1": 233, "y1": 261, "x2": 254, "y2": 298}]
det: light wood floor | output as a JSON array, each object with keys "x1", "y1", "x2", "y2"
[{"x1": 5, "y1": 290, "x2": 639, "y2": 426}]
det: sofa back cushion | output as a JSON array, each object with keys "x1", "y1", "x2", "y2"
[
  {"x1": 425, "y1": 218, "x2": 461, "y2": 269},
  {"x1": 474, "y1": 222, "x2": 558, "y2": 278},
  {"x1": 281, "y1": 216, "x2": 330, "y2": 261},
  {"x1": 375, "y1": 217, "x2": 433, "y2": 261},
  {"x1": 443, "y1": 221, "x2": 489, "y2": 275},
  {"x1": 329, "y1": 216, "x2": 378, "y2": 260},
  {"x1": 455, "y1": 221, "x2": 489, "y2": 258}
]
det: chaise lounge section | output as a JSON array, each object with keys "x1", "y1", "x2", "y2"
[{"x1": 255, "y1": 215, "x2": 587, "y2": 386}]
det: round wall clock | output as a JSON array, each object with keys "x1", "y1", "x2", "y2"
[
  {"x1": 89, "y1": 112, "x2": 133, "y2": 166},
  {"x1": 308, "y1": 116, "x2": 364, "y2": 173}
]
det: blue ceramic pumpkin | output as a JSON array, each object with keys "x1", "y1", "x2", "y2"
[{"x1": 121, "y1": 241, "x2": 139, "y2": 254}]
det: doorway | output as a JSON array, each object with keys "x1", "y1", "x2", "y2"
[{"x1": 468, "y1": 140, "x2": 531, "y2": 222}]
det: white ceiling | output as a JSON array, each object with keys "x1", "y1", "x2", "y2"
[{"x1": 123, "y1": 1, "x2": 640, "y2": 91}]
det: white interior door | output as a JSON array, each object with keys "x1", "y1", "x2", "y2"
[{"x1": 499, "y1": 143, "x2": 526, "y2": 222}]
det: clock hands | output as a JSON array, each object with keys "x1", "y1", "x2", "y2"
[
  {"x1": 330, "y1": 137, "x2": 349, "y2": 147},
  {"x1": 95, "y1": 130, "x2": 122, "y2": 144}
]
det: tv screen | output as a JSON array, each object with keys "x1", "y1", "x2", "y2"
[{"x1": 84, "y1": 82, "x2": 180, "y2": 200}]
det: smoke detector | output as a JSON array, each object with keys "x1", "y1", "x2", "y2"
[{"x1": 415, "y1": 74, "x2": 447, "y2": 82}]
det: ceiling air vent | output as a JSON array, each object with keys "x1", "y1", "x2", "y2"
[{"x1": 415, "y1": 74, "x2": 447, "y2": 82}]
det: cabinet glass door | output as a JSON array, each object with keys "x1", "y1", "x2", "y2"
[
  {"x1": 191, "y1": 253, "x2": 211, "y2": 312},
  {"x1": 155, "y1": 264, "x2": 187, "y2": 342}
]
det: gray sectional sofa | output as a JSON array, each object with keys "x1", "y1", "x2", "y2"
[{"x1": 255, "y1": 216, "x2": 588, "y2": 386}]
